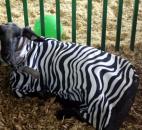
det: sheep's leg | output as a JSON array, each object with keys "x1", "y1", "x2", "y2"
[
  {"x1": 55, "y1": 97, "x2": 81, "y2": 108},
  {"x1": 56, "y1": 107, "x2": 77, "y2": 118},
  {"x1": 56, "y1": 107, "x2": 86, "y2": 122},
  {"x1": 55, "y1": 98, "x2": 85, "y2": 121}
]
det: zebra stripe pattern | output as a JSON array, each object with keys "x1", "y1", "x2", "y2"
[{"x1": 10, "y1": 36, "x2": 138, "y2": 130}]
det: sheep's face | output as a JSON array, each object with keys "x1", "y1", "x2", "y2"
[{"x1": 0, "y1": 23, "x2": 22, "y2": 66}]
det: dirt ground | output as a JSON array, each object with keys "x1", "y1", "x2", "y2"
[
  {"x1": 0, "y1": 45, "x2": 142, "y2": 130},
  {"x1": 0, "y1": 0, "x2": 142, "y2": 130}
]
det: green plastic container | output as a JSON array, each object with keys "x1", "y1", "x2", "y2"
[{"x1": 33, "y1": 15, "x2": 63, "y2": 38}]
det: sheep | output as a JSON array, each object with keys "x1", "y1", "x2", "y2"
[{"x1": 0, "y1": 23, "x2": 139, "y2": 130}]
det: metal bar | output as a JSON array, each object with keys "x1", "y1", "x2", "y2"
[
  {"x1": 22, "y1": 0, "x2": 29, "y2": 26},
  {"x1": 39, "y1": 0, "x2": 45, "y2": 36},
  {"x1": 130, "y1": 0, "x2": 139, "y2": 51},
  {"x1": 87, "y1": 0, "x2": 92, "y2": 46},
  {"x1": 72, "y1": 0, "x2": 76, "y2": 43},
  {"x1": 101, "y1": 0, "x2": 108, "y2": 51},
  {"x1": 115, "y1": 0, "x2": 123, "y2": 51},
  {"x1": 5, "y1": 0, "x2": 12, "y2": 22},
  {"x1": 56, "y1": 0, "x2": 61, "y2": 40}
]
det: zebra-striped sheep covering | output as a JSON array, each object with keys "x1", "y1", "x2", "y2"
[{"x1": 10, "y1": 36, "x2": 139, "y2": 130}]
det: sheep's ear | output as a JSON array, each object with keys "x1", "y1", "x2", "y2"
[
  {"x1": 25, "y1": 26, "x2": 31, "y2": 30},
  {"x1": 22, "y1": 27, "x2": 45, "y2": 42},
  {"x1": 22, "y1": 27, "x2": 38, "y2": 41},
  {"x1": 21, "y1": 26, "x2": 31, "y2": 36}
]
